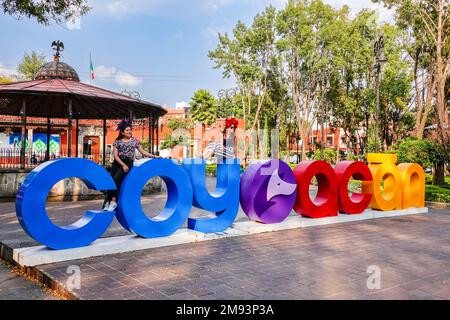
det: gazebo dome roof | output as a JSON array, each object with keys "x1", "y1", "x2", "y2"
[
  {"x1": 34, "y1": 61, "x2": 80, "y2": 82},
  {"x1": 1, "y1": 41, "x2": 167, "y2": 120}
]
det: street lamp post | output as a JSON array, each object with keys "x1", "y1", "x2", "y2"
[
  {"x1": 121, "y1": 90, "x2": 140, "y2": 100},
  {"x1": 373, "y1": 36, "x2": 387, "y2": 153},
  {"x1": 122, "y1": 90, "x2": 140, "y2": 121},
  {"x1": 121, "y1": 90, "x2": 151, "y2": 151}
]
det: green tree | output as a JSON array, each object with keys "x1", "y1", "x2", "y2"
[
  {"x1": 189, "y1": 89, "x2": 218, "y2": 126},
  {"x1": 260, "y1": 55, "x2": 290, "y2": 155},
  {"x1": 209, "y1": 7, "x2": 278, "y2": 132},
  {"x1": 160, "y1": 134, "x2": 181, "y2": 150},
  {"x1": 217, "y1": 94, "x2": 244, "y2": 119},
  {"x1": 209, "y1": 6, "x2": 279, "y2": 160},
  {"x1": 395, "y1": 138, "x2": 447, "y2": 185},
  {"x1": 167, "y1": 118, "x2": 192, "y2": 131},
  {"x1": 276, "y1": 0, "x2": 340, "y2": 160},
  {"x1": 326, "y1": 8, "x2": 378, "y2": 157},
  {"x1": 379, "y1": 24, "x2": 415, "y2": 149},
  {"x1": 1, "y1": 0, "x2": 90, "y2": 25},
  {"x1": 206, "y1": 0, "x2": 447, "y2": 166},
  {"x1": 17, "y1": 51, "x2": 46, "y2": 80},
  {"x1": 314, "y1": 148, "x2": 337, "y2": 164},
  {"x1": 396, "y1": 138, "x2": 434, "y2": 168},
  {"x1": 0, "y1": 76, "x2": 13, "y2": 84},
  {"x1": 374, "y1": 0, "x2": 449, "y2": 147}
]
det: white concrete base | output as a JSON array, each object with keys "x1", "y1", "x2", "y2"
[
  {"x1": 372, "y1": 207, "x2": 428, "y2": 219},
  {"x1": 301, "y1": 210, "x2": 375, "y2": 228},
  {"x1": 194, "y1": 228, "x2": 250, "y2": 242},
  {"x1": 13, "y1": 229, "x2": 199, "y2": 267},
  {"x1": 232, "y1": 216, "x2": 303, "y2": 234},
  {"x1": 13, "y1": 207, "x2": 429, "y2": 267}
]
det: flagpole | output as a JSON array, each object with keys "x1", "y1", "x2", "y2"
[{"x1": 89, "y1": 52, "x2": 92, "y2": 85}]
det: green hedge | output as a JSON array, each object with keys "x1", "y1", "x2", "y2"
[
  {"x1": 425, "y1": 175, "x2": 450, "y2": 203},
  {"x1": 208, "y1": 164, "x2": 450, "y2": 203},
  {"x1": 425, "y1": 175, "x2": 450, "y2": 185},
  {"x1": 206, "y1": 164, "x2": 217, "y2": 175},
  {"x1": 425, "y1": 185, "x2": 450, "y2": 203},
  {"x1": 206, "y1": 164, "x2": 246, "y2": 175}
]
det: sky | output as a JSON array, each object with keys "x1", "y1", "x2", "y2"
[{"x1": 0, "y1": 0, "x2": 393, "y2": 108}]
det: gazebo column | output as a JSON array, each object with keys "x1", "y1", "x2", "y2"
[
  {"x1": 67, "y1": 100, "x2": 73, "y2": 157},
  {"x1": 148, "y1": 115, "x2": 153, "y2": 153},
  {"x1": 75, "y1": 119, "x2": 79, "y2": 158},
  {"x1": 102, "y1": 119, "x2": 107, "y2": 166},
  {"x1": 46, "y1": 117, "x2": 51, "y2": 161},
  {"x1": 155, "y1": 116, "x2": 159, "y2": 154},
  {"x1": 27, "y1": 128, "x2": 33, "y2": 156},
  {"x1": 20, "y1": 98, "x2": 27, "y2": 169},
  {"x1": 129, "y1": 107, "x2": 134, "y2": 122},
  {"x1": 152, "y1": 117, "x2": 157, "y2": 155}
]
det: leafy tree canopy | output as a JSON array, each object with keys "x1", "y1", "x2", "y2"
[
  {"x1": 1, "y1": 0, "x2": 90, "y2": 25},
  {"x1": 314, "y1": 148, "x2": 337, "y2": 164},
  {"x1": 189, "y1": 89, "x2": 218, "y2": 126},
  {"x1": 0, "y1": 76, "x2": 13, "y2": 84},
  {"x1": 17, "y1": 51, "x2": 46, "y2": 80},
  {"x1": 167, "y1": 118, "x2": 192, "y2": 131},
  {"x1": 395, "y1": 138, "x2": 447, "y2": 168}
]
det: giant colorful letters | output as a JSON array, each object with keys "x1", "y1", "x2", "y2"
[{"x1": 16, "y1": 154, "x2": 425, "y2": 249}]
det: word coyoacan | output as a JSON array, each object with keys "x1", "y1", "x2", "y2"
[{"x1": 16, "y1": 154, "x2": 425, "y2": 250}]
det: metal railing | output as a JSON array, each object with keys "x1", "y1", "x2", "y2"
[{"x1": 0, "y1": 148, "x2": 115, "y2": 170}]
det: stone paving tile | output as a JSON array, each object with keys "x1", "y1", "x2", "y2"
[
  {"x1": 0, "y1": 261, "x2": 59, "y2": 300},
  {"x1": 1, "y1": 178, "x2": 439, "y2": 301},
  {"x1": 31, "y1": 209, "x2": 450, "y2": 300}
]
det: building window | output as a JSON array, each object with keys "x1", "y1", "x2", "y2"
[
  {"x1": 327, "y1": 136, "x2": 333, "y2": 147},
  {"x1": 83, "y1": 139, "x2": 93, "y2": 156}
]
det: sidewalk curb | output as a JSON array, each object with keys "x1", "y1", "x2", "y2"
[
  {"x1": 0, "y1": 243, "x2": 77, "y2": 300},
  {"x1": 426, "y1": 201, "x2": 450, "y2": 210}
]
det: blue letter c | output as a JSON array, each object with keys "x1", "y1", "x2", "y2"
[{"x1": 16, "y1": 158, "x2": 117, "y2": 250}]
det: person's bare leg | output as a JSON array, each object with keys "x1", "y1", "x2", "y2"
[{"x1": 108, "y1": 197, "x2": 118, "y2": 211}]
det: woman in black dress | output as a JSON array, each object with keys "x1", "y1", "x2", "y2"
[{"x1": 103, "y1": 119, "x2": 158, "y2": 211}]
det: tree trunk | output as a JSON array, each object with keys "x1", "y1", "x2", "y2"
[
  {"x1": 301, "y1": 128, "x2": 308, "y2": 161},
  {"x1": 414, "y1": 49, "x2": 424, "y2": 138},
  {"x1": 335, "y1": 126, "x2": 340, "y2": 163},
  {"x1": 286, "y1": 131, "x2": 290, "y2": 163},
  {"x1": 257, "y1": 120, "x2": 263, "y2": 158},
  {"x1": 418, "y1": 76, "x2": 435, "y2": 138},
  {"x1": 434, "y1": 0, "x2": 449, "y2": 146},
  {"x1": 433, "y1": 164, "x2": 445, "y2": 186},
  {"x1": 240, "y1": 91, "x2": 248, "y2": 165}
]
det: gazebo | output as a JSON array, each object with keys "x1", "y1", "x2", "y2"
[{"x1": 0, "y1": 42, "x2": 167, "y2": 169}]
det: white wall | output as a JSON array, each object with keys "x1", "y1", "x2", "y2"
[{"x1": 0, "y1": 133, "x2": 9, "y2": 149}]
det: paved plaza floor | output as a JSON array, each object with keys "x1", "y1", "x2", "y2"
[
  {"x1": 0, "y1": 178, "x2": 449, "y2": 300},
  {"x1": 28, "y1": 209, "x2": 450, "y2": 300},
  {"x1": 0, "y1": 260, "x2": 57, "y2": 300},
  {"x1": 0, "y1": 178, "x2": 256, "y2": 250}
]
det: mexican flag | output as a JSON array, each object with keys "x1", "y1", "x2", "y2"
[{"x1": 89, "y1": 53, "x2": 95, "y2": 80}]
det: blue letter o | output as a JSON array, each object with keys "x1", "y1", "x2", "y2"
[{"x1": 116, "y1": 159, "x2": 193, "y2": 238}]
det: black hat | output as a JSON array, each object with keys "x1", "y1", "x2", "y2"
[{"x1": 116, "y1": 119, "x2": 132, "y2": 131}]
